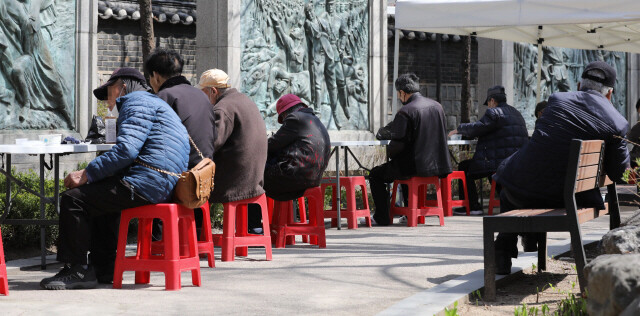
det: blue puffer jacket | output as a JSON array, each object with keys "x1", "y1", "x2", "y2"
[
  {"x1": 495, "y1": 90, "x2": 629, "y2": 206},
  {"x1": 85, "y1": 91, "x2": 190, "y2": 203},
  {"x1": 457, "y1": 102, "x2": 529, "y2": 176}
]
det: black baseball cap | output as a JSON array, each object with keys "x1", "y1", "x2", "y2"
[
  {"x1": 483, "y1": 85, "x2": 505, "y2": 105},
  {"x1": 581, "y1": 61, "x2": 616, "y2": 88},
  {"x1": 93, "y1": 68, "x2": 147, "y2": 100}
]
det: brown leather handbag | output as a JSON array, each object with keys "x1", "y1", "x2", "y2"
[{"x1": 136, "y1": 136, "x2": 215, "y2": 208}]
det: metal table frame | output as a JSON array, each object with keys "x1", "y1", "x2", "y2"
[
  {"x1": 0, "y1": 144, "x2": 113, "y2": 269},
  {"x1": 326, "y1": 140, "x2": 390, "y2": 230}
]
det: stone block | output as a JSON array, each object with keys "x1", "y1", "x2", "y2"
[
  {"x1": 599, "y1": 225, "x2": 640, "y2": 254},
  {"x1": 585, "y1": 254, "x2": 640, "y2": 316}
]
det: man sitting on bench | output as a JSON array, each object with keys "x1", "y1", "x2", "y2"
[{"x1": 492, "y1": 61, "x2": 630, "y2": 274}]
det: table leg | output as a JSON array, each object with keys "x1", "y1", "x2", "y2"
[
  {"x1": 4, "y1": 155, "x2": 11, "y2": 218},
  {"x1": 39, "y1": 154, "x2": 46, "y2": 270},
  {"x1": 335, "y1": 147, "x2": 341, "y2": 230},
  {"x1": 344, "y1": 147, "x2": 349, "y2": 177},
  {"x1": 54, "y1": 154, "x2": 60, "y2": 215}
]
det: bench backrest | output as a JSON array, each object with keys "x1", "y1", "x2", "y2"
[{"x1": 564, "y1": 139, "x2": 611, "y2": 207}]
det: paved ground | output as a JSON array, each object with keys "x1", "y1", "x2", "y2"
[{"x1": 1, "y1": 207, "x2": 634, "y2": 315}]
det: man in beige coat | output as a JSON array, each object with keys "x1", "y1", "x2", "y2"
[{"x1": 198, "y1": 69, "x2": 268, "y2": 233}]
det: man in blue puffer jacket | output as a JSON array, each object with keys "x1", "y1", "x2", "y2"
[
  {"x1": 448, "y1": 86, "x2": 529, "y2": 215},
  {"x1": 40, "y1": 68, "x2": 190, "y2": 290}
]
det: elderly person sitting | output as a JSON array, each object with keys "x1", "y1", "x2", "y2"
[
  {"x1": 40, "y1": 68, "x2": 190, "y2": 290},
  {"x1": 264, "y1": 94, "x2": 331, "y2": 200}
]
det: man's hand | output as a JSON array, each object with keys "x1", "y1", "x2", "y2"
[
  {"x1": 448, "y1": 130, "x2": 458, "y2": 137},
  {"x1": 64, "y1": 169, "x2": 88, "y2": 189}
]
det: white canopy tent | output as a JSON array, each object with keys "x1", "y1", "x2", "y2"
[{"x1": 391, "y1": 0, "x2": 640, "y2": 115}]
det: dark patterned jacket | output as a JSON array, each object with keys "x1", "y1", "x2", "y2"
[
  {"x1": 456, "y1": 102, "x2": 529, "y2": 176},
  {"x1": 264, "y1": 107, "x2": 331, "y2": 201}
]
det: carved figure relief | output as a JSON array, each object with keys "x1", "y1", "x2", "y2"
[
  {"x1": 0, "y1": 0, "x2": 76, "y2": 130},
  {"x1": 514, "y1": 43, "x2": 626, "y2": 130},
  {"x1": 241, "y1": 0, "x2": 369, "y2": 130}
]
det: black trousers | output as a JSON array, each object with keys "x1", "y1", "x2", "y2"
[
  {"x1": 57, "y1": 176, "x2": 151, "y2": 266},
  {"x1": 369, "y1": 161, "x2": 410, "y2": 226},
  {"x1": 494, "y1": 188, "x2": 555, "y2": 258},
  {"x1": 457, "y1": 159, "x2": 492, "y2": 210}
]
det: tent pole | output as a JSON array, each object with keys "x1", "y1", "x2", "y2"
[
  {"x1": 392, "y1": 28, "x2": 400, "y2": 122},
  {"x1": 536, "y1": 44, "x2": 544, "y2": 105}
]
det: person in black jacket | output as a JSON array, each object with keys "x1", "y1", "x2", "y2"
[
  {"x1": 144, "y1": 48, "x2": 216, "y2": 236},
  {"x1": 264, "y1": 94, "x2": 331, "y2": 200},
  {"x1": 493, "y1": 61, "x2": 630, "y2": 275},
  {"x1": 371, "y1": 73, "x2": 452, "y2": 226},
  {"x1": 144, "y1": 48, "x2": 215, "y2": 168},
  {"x1": 448, "y1": 86, "x2": 528, "y2": 215}
]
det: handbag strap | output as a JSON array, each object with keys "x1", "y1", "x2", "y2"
[
  {"x1": 188, "y1": 135, "x2": 205, "y2": 160},
  {"x1": 135, "y1": 159, "x2": 183, "y2": 178},
  {"x1": 134, "y1": 135, "x2": 204, "y2": 178}
]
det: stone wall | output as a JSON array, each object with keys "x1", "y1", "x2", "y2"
[{"x1": 97, "y1": 19, "x2": 197, "y2": 83}]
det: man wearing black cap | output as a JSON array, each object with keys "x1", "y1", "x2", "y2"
[
  {"x1": 448, "y1": 85, "x2": 528, "y2": 215},
  {"x1": 491, "y1": 61, "x2": 630, "y2": 274}
]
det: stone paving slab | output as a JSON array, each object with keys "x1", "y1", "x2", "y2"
[{"x1": 0, "y1": 208, "x2": 633, "y2": 315}]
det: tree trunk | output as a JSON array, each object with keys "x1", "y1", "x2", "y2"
[
  {"x1": 139, "y1": 0, "x2": 155, "y2": 76},
  {"x1": 461, "y1": 35, "x2": 472, "y2": 123}
]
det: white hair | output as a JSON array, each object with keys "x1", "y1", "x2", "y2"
[{"x1": 579, "y1": 68, "x2": 613, "y2": 96}]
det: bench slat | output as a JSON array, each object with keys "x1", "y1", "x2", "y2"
[
  {"x1": 497, "y1": 206, "x2": 607, "y2": 224},
  {"x1": 579, "y1": 141, "x2": 603, "y2": 154},
  {"x1": 576, "y1": 165, "x2": 599, "y2": 181},
  {"x1": 578, "y1": 153, "x2": 601, "y2": 167},
  {"x1": 575, "y1": 177, "x2": 598, "y2": 192}
]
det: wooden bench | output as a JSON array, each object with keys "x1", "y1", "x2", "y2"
[{"x1": 482, "y1": 139, "x2": 621, "y2": 300}]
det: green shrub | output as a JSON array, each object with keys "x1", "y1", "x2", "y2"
[{"x1": 0, "y1": 169, "x2": 64, "y2": 250}]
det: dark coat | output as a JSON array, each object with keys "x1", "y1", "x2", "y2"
[
  {"x1": 211, "y1": 88, "x2": 268, "y2": 203},
  {"x1": 264, "y1": 107, "x2": 331, "y2": 201},
  {"x1": 495, "y1": 90, "x2": 630, "y2": 207},
  {"x1": 377, "y1": 93, "x2": 452, "y2": 177},
  {"x1": 457, "y1": 102, "x2": 529, "y2": 176},
  {"x1": 156, "y1": 76, "x2": 215, "y2": 169},
  {"x1": 627, "y1": 121, "x2": 640, "y2": 165}
]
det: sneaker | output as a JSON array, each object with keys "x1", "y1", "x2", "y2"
[
  {"x1": 470, "y1": 210, "x2": 484, "y2": 216},
  {"x1": 360, "y1": 217, "x2": 377, "y2": 226},
  {"x1": 40, "y1": 264, "x2": 98, "y2": 290},
  {"x1": 249, "y1": 227, "x2": 263, "y2": 235},
  {"x1": 453, "y1": 208, "x2": 467, "y2": 215},
  {"x1": 398, "y1": 216, "x2": 408, "y2": 224}
]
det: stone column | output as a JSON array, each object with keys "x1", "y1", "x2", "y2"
[
  {"x1": 196, "y1": 0, "x2": 242, "y2": 89},
  {"x1": 76, "y1": 0, "x2": 99, "y2": 138},
  {"x1": 369, "y1": 0, "x2": 388, "y2": 133},
  {"x1": 477, "y1": 38, "x2": 514, "y2": 118}
]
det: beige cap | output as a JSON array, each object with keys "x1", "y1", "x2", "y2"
[{"x1": 195, "y1": 69, "x2": 231, "y2": 89}]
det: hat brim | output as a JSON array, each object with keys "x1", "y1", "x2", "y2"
[
  {"x1": 92, "y1": 77, "x2": 118, "y2": 101},
  {"x1": 483, "y1": 96, "x2": 489, "y2": 105}
]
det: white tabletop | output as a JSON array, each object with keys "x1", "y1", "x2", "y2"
[
  {"x1": 330, "y1": 140, "x2": 476, "y2": 147},
  {"x1": 0, "y1": 143, "x2": 114, "y2": 154},
  {"x1": 330, "y1": 140, "x2": 390, "y2": 146}
]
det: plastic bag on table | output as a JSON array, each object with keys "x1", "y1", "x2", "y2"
[{"x1": 85, "y1": 115, "x2": 106, "y2": 144}]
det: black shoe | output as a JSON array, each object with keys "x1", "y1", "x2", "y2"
[
  {"x1": 94, "y1": 264, "x2": 114, "y2": 284},
  {"x1": 495, "y1": 251, "x2": 512, "y2": 275},
  {"x1": 248, "y1": 227, "x2": 264, "y2": 235},
  {"x1": 40, "y1": 264, "x2": 98, "y2": 290},
  {"x1": 372, "y1": 216, "x2": 390, "y2": 226},
  {"x1": 521, "y1": 234, "x2": 538, "y2": 252}
]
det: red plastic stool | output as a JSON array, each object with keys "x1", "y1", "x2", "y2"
[
  {"x1": 390, "y1": 177, "x2": 445, "y2": 227},
  {"x1": 487, "y1": 177, "x2": 500, "y2": 215},
  {"x1": 267, "y1": 197, "x2": 309, "y2": 246},
  {"x1": 212, "y1": 194, "x2": 272, "y2": 262},
  {"x1": 0, "y1": 227, "x2": 8, "y2": 295},
  {"x1": 113, "y1": 204, "x2": 201, "y2": 291},
  {"x1": 151, "y1": 203, "x2": 215, "y2": 267},
  {"x1": 321, "y1": 176, "x2": 372, "y2": 229},
  {"x1": 270, "y1": 187, "x2": 327, "y2": 248},
  {"x1": 440, "y1": 171, "x2": 470, "y2": 216}
]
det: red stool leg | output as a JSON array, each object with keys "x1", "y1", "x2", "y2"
[
  {"x1": 406, "y1": 180, "x2": 419, "y2": 227},
  {"x1": 221, "y1": 203, "x2": 237, "y2": 262},
  {"x1": 257, "y1": 195, "x2": 273, "y2": 261},
  {"x1": 162, "y1": 208, "x2": 181, "y2": 290},
  {"x1": 344, "y1": 181, "x2": 358, "y2": 229},
  {"x1": 183, "y1": 213, "x2": 201, "y2": 287},
  {"x1": 0, "y1": 228, "x2": 8, "y2": 295},
  {"x1": 235, "y1": 204, "x2": 249, "y2": 257},
  {"x1": 309, "y1": 188, "x2": 327, "y2": 248},
  {"x1": 134, "y1": 218, "x2": 153, "y2": 284},
  {"x1": 359, "y1": 181, "x2": 372, "y2": 227},
  {"x1": 298, "y1": 197, "x2": 309, "y2": 243},
  {"x1": 199, "y1": 203, "x2": 215, "y2": 267},
  {"x1": 435, "y1": 180, "x2": 445, "y2": 226}
]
